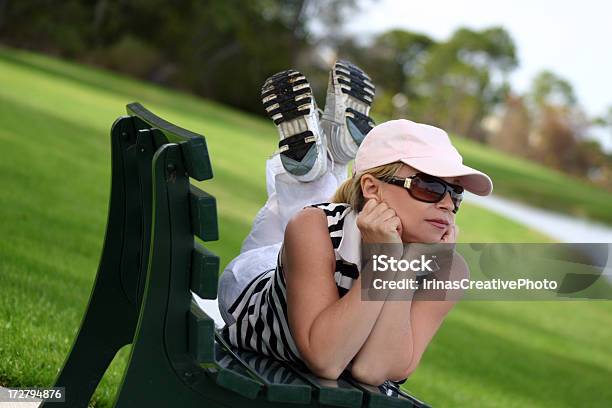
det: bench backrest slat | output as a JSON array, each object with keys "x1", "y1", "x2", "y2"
[
  {"x1": 190, "y1": 184, "x2": 219, "y2": 241},
  {"x1": 127, "y1": 102, "x2": 213, "y2": 181},
  {"x1": 191, "y1": 241, "x2": 219, "y2": 300}
]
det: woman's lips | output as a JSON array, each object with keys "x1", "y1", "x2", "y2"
[{"x1": 426, "y1": 220, "x2": 448, "y2": 230}]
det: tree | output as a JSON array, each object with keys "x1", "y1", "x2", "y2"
[
  {"x1": 533, "y1": 105, "x2": 579, "y2": 171},
  {"x1": 530, "y1": 70, "x2": 576, "y2": 109},
  {"x1": 526, "y1": 70, "x2": 601, "y2": 178},
  {"x1": 367, "y1": 30, "x2": 434, "y2": 97},
  {"x1": 489, "y1": 94, "x2": 532, "y2": 157},
  {"x1": 0, "y1": 0, "x2": 363, "y2": 113},
  {"x1": 593, "y1": 106, "x2": 612, "y2": 144},
  {"x1": 410, "y1": 26, "x2": 518, "y2": 140},
  {"x1": 330, "y1": 28, "x2": 435, "y2": 119}
]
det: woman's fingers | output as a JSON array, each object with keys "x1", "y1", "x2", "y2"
[
  {"x1": 368, "y1": 202, "x2": 395, "y2": 221},
  {"x1": 367, "y1": 201, "x2": 389, "y2": 218},
  {"x1": 359, "y1": 199, "x2": 382, "y2": 221},
  {"x1": 441, "y1": 224, "x2": 459, "y2": 243},
  {"x1": 383, "y1": 215, "x2": 401, "y2": 232},
  {"x1": 365, "y1": 206, "x2": 397, "y2": 232},
  {"x1": 357, "y1": 199, "x2": 402, "y2": 243}
]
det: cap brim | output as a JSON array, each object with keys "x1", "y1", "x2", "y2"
[{"x1": 400, "y1": 157, "x2": 493, "y2": 196}]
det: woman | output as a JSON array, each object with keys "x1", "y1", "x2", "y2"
[{"x1": 218, "y1": 61, "x2": 493, "y2": 391}]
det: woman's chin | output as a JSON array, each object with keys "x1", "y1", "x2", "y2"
[
  {"x1": 405, "y1": 232, "x2": 444, "y2": 244},
  {"x1": 429, "y1": 231, "x2": 447, "y2": 243}
]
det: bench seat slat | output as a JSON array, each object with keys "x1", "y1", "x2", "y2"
[
  {"x1": 232, "y1": 347, "x2": 312, "y2": 404},
  {"x1": 289, "y1": 367, "x2": 363, "y2": 408},
  {"x1": 215, "y1": 331, "x2": 313, "y2": 404},
  {"x1": 341, "y1": 374, "x2": 419, "y2": 408},
  {"x1": 209, "y1": 342, "x2": 263, "y2": 400}
]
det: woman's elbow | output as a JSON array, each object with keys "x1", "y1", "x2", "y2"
[
  {"x1": 350, "y1": 361, "x2": 388, "y2": 386},
  {"x1": 351, "y1": 359, "x2": 415, "y2": 386},
  {"x1": 304, "y1": 354, "x2": 344, "y2": 380},
  {"x1": 387, "y1": 364, "x2": 415, "y2": 383}
]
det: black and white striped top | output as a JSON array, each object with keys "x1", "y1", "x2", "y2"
[{"x1": 221, "y1": 202, "x2": 361, "y2": 368}]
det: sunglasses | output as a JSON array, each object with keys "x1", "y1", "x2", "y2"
[{"x1": 384, "y1": 172, "x2": 464, "y2": 214}]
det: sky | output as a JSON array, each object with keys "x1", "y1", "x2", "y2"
[{"x1": 338, "y1": 0, "x2": 612, "y2": 150}]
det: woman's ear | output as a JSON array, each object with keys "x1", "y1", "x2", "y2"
[{"x1": 360, "y1": 174, "x2": 381, "y2": 202}]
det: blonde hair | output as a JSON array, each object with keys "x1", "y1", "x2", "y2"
[{"x1": 331, "y1": 162, "x2": 404, "y2": 211}]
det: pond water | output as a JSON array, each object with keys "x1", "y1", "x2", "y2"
[
  {"x1": 464, "y1": 192, "x2": 612, "y2": 282},
  {"x1": 463, "y1": 192, "x2": 612, "y2": 243}
]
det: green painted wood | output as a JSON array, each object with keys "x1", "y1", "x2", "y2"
[
  {"x1": 190, "y1": 184, "x2": 219, "y2": 241},
  {"x1": 215, "y1": 330, "x2": 312, "y2": 405},
  {"x1": 114, "y1": 143, "x2": 278, "y2": 408},
  {"x1": 189, "y1": 301, "x2": 215, "y2": 364},
  {"x1": 234, "y1": 349, "x2": 312, "y2": 404},
  {"x1": 127, "y1": 102, "x2": 213, "y2": 181},
  {"x1": 43, "y1": 115, "x2": 153, "y2": 407},
  {"x1": 289, "y1": 367, "x2": 363, "y2": 408},
  {"x1": 401, "y1": 393, "x2": 430, "y2": 408},
  {"x1": 210, "y1": 342, "x2": 263, "y2": 399},
  {"x1": 191, "y1": 241, "x2": 219, "y2": 299},
  {"x1": 112, "y1": 143, "x2": 231, "y2": 407},
  {"x1": 340, "y1": 374, "x2": 415, "y2": 408}
]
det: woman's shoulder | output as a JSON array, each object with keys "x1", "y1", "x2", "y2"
[
  {"x1": 304, "y1": 202, "x2": 353, "y2": 218},
  {"x1": 285, "y1": 202, "x2": 354, "y2": 241},
  {"x1": 282, "y1": 204, "x2": 337, "y2": 267}
]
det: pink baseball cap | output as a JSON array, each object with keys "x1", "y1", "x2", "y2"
[{"x1": 353, "y1": 119, "x2": 493, "y2": 196}]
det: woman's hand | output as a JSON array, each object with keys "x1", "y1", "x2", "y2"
[
  {"x1": 440, "y1": 223, "x2": 459, "y2": 243},
  {"x1": 356, "y1": 199, "x2": 402, "y2": 244}
]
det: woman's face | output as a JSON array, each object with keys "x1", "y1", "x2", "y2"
[{"x1": 364, "y1": 164, "x2": 462, "y2": 243}]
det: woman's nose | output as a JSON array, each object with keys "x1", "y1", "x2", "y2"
[{"x1": 436, "y1": 191, "x2": 455, "y2": 212}]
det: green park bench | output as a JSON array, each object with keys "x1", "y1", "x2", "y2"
[{"x1": 43, "y1": 103, "x2": 431, "y2": 407}]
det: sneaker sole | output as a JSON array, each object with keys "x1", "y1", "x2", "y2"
[
  {"x1": 322, "y1": 60, "x2": 376, "y2": 164},
  {"x1": 261, "y1": 70, "x2": 327, "y2": 181},
  {"x1": 334, "y1": 60, "x2": 375, "y2": 109},
  {"x1": 334, "y1": 61, "x2": 376, "y2": 135},
  {"x1": 262, "y1": 69, "x2": 313, "y2": 126}
]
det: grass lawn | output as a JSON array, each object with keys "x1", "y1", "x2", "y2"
[{"x1": 0, "y1": 47, "x2": 611, "y2": 407}]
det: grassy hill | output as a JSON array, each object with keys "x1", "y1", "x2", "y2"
[{"x1": 1, "y1": 47, "x2": 611, "y2": 407}]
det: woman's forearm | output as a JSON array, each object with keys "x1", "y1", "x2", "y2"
[
  {"x1": 303, "y1": 275, "x2": 386, "y2": 377},
  {"x1": 351, "y1": 253, "x2": 470, "y2": 385},
  {"x1": 301, "y1": 245, "x2": 407, "y2": 378},
  {"x1": 350, "y1": 297, "x2": 415, "y2": 383}
]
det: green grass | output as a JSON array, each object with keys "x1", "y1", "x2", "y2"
[{"x1": 0, "y1": 47, "x2": 611, "y2": 407}]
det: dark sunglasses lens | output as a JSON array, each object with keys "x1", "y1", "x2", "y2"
[
  {"x1": 410, "y1": 176, "x2": 445, "y2": 202},
  {"x1": 451, "y1": 193, "x2": 463, "y2": 212}
]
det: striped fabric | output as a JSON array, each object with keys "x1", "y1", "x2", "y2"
[{"x1": 221, "y1": 202, "x2": 359, "y2": 367}]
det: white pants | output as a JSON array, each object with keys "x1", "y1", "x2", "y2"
[{"x1": 217, "y1": 154, "x2": 349, "y2": 325}]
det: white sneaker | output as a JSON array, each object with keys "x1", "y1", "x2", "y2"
[
  {"x1": 320, "y1": 60, "x2": 376, "y2": 165},
  {"x1": 261, "y1": 69, "x2": 328, "y2": 182}
]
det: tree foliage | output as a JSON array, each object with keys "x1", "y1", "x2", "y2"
[
  {"x1": 411, "y1": 27, "x2": 518, "y2": 140},
  {"x1": 335, "y1": 26, "x2": 518, "y2": 139},
  {"x1": 0, "y1": 0, "x2": 360, "y2": 113},
  {"x1": 530, "y1": 70, "x2": 576, "y2": 108}
]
